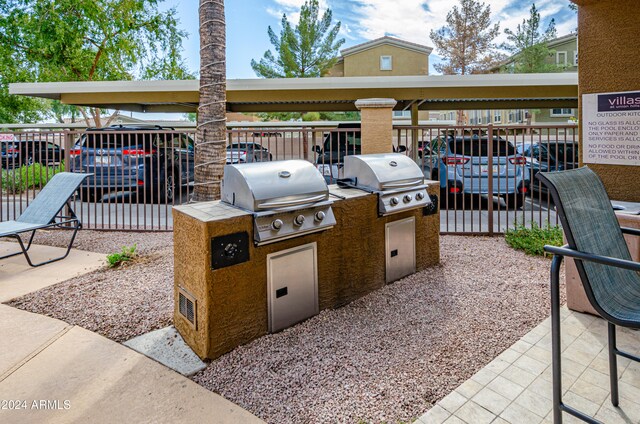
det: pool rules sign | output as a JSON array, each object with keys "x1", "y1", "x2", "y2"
[{"x1": 584, "y1": 90, "x2": 640, "y2": 166}]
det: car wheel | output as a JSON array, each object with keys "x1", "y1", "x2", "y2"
[
  {"x1": 503, "y1": 194, "x2": 525, "y2": 210},
  {"x1": 24, "y1": 156, "x2": 34, "y2": 166},
  {"x1": 78, "y1": 188, "x2": 99, "y2": 202},
  {"x1": 148, "y1": 169, "x2": 176, "y2": 203}
]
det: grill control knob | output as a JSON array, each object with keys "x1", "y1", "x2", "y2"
[
  {"x1": 271, "y1": 219, "x2": 283, "y2": 231},
  {"x1": 416, "y1": 192, "x2": 425, "y2": 200},
  {"x1": 314, "y1": 211, "x2": 326, "y2": 222},
  {"x1": 294, "y1": 214, "x2": 306, "y2": 226},
  {"x1": 390, "y1": 197, "x2": 399, "y2": 206},
  {"x1": 403, "y1": 194, "x2": 413, "y2": 203}
]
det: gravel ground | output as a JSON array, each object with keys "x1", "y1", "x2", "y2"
[
  {"x1": 192, "y1": 236, "x2": 565, "y2": 424},
  {"x1": 7, "y1": 230, "x2": 174, "y2": 342},
  {"x1": 7, "y1": 232, "x2": 564, "y2": 423},
  {"x1": 25, "y1": 229, "x2": 173, "y2": 255}
]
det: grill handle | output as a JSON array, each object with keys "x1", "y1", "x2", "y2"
[
  {"x1": 381, "y1": 178, "x2": 424, "y2": 189},
  {"x1": 257, "y1": 194, "x2": 328, "y2": 209}
]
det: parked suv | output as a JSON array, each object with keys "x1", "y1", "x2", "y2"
[
  {"x1": 516, "y1": 140, "x2": 579, "y2": 194},
  {"x1": 1, "y1": 137, "x2": 64, "y2": 168},
  {"x1": 420, "y1": 135, "x2": 530, "y2": 209},
  {"x1": 226, "y1": 142, "x2": 272, "y2": 164},
  {"x1": 69, "y1": 125, "x2": 194, "y2": 202},
  {"x1": 314, "y1": 123, "x2": 362, "y2": 182}
]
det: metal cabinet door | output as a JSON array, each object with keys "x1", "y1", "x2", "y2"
[
  {"x1": 267, "y1": 242, "x2": 319, "y2": 332},
  {"x1": 385, "y1": 216, "x2": 416, "y2": 283}
]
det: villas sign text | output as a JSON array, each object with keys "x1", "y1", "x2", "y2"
[{"x1": 584, "y1": 90, "x2": 640, "y2": 166}]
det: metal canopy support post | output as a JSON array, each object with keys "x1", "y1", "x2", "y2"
[{"x1": 411, "y1": 103, "x2": 419, "y2": 162}]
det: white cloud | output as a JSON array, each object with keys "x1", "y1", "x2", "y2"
[
  {"x1": 269, "y1": 0, "x2": 330, "y2": 22},
  {"x1": 341, "y1": 0, "x2": 576, "y2": 50}
]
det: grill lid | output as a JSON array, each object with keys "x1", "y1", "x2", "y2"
[
  {"x1": 222, "y1": 160, "x2": 330, "y2": 212},
  {"x1": 343, "y1": 153, "x2": 425, "y2": 191}
]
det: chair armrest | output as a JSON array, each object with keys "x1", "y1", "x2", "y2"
[
  {"x1": 621, "y1": 227, "x2": 640, "y2": 237},
  {"x1": 544, "y1": 244, "x2": 640, "y2": 272}
]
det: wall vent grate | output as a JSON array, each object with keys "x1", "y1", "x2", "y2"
[{"x1": 178, "y1": 288, "x2": 197, "y2": 329}]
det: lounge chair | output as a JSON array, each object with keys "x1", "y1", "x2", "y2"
[
  {"x1": 539, "y1": 167, "x2": 640, "y2": 424},
  {"x1": 0, "y1": 172, "x2": 91, "y2": 267}
]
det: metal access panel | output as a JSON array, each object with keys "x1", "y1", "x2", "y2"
[
  {"x1": 267, "y1": 242, "x2": 319, "y2": 332},
  {"x1": 385, "y1": 216, "x2": 416, "y2": 283}
]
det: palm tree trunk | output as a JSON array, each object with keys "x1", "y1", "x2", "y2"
[{"x1": 194, "y1": 0, "x2": 226, "y2": 201}]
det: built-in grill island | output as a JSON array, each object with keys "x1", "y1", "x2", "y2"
[
  {"x1": 342, "y1": 153, "x2": 435, "y2": 282},
  {"x1": 221, "y1": 160, "x2": 336, "y2": 246},
  {"x1": 173, "y1": 157, "x2": 441, "y2": 360}
]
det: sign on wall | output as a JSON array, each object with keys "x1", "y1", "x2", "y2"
[{"x1": 583, "y1": 90, "x2": 640, "y2": 166}]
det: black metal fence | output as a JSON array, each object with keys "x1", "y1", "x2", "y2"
[
  {"x1": 0, "y1": 123, "x2": 578, "y2": 233},
  {"x1": 395, "y1": 124, "x2": 578, "y2": 234}
]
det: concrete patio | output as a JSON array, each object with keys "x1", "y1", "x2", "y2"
[
  {"x1": 0, "y1": 244, "x2": 262, "y2": 423},
  {"x1": 417, "y1": 307, "x2": 640, "y2": 424},
  {"x1": 0, "y1": 242, "x2": 105, "y2": 303}
]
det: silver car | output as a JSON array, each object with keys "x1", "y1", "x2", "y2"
[
  {"x1": 226, "y1": 142, "x2": 272, "y2": 164},
  {"x1": 420, "y1": 135, "x2": 530, "y2": 209}
]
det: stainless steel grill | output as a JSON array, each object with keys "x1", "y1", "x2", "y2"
[
  {"x1": 343, "y1": 153, "x2": 431, "y2": 215},
  {"x1": 221, "y1": 160, "x2": 336, "y2": 245}
]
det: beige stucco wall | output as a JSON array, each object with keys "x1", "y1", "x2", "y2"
[
  {"x1": 548, "y1": 38, "x2": 578, "y2": 72},
  {"x1": 577, "y1": 0, "x2": 640, "y2": 201},
  {"x1": 342, "y1": 45, "x2": 428, "y2": 77},
  {"x1": 174, "y1": 187, "x2": 440, "y2": 360},
  {"x1": 325, "y1": 60, "x2": 344, "y2": 77}
]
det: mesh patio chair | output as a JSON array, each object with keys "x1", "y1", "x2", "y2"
[
  {"x1": 539, "y1": 167, "x2": 640, "y2": 424},
  {"x1": 0, "y1": 172, "x2": 91, "y2": 267}
]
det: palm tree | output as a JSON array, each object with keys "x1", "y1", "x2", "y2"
[{"x1": 194, "y1": 0, "x2": 226, "y2": 201}]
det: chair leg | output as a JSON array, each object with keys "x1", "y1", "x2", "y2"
[
  {"x1": 0, "y1": 230, "x2": 36, "y2": 261},
  {"x1": 13, "y1": 222, "x2": 79, "y2": 267},
  {"x1": 608, "y1": 323, "x2": 619, "y2": 407},
  {"x1": 551, "y1": 254, "x2": 564, "y2": 424},
  {"x1": 550, "y1": 254, "x2": 603, "y2": 424}
]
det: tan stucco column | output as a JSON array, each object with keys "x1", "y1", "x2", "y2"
[
  {"x1": 574, "y1": 0, "x2": 640, "y2": 201},
  {"x1": 355, "y1": 98, "x2": 397, "y2": 154}
]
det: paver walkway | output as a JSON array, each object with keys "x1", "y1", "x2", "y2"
[{"x1": 417, "y1": 307, "x2": 640, "y2": 424}]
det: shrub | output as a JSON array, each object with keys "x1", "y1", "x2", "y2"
[
  {"x1": 1, "y1": 162, "x2": 65, "y2": 194},
  {"x1": 505, "y1": 222, "x2": 563, "y2": 257},
  {"x1": 107, "y1": 244, "x2": 138, "y2": 268}
]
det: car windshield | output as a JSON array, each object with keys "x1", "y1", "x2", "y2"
[
  {"x1": 544, "y1": 143, "x2": 579, "y2": 163},
  {"x1": 227, "y1": 143, "x2": 262, "y2": 150},
  {"x1": 322, "y1": 131, "x2": 361, "y2": 152},
  {"x1": 81, "y1": 131, "x2": 157, "y2": 149},
  {"x1": 447, "y1": 137, "x2": 516, "y2": 157}
]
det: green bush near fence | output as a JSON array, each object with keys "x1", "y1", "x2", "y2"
[
  {"x1": 1, "y1": 162, "x2": 65, "y2": 194},
  {"x1": 505, "y1": 222, "x2": 563, "y2": 257}
]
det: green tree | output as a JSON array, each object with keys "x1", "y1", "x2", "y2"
[
  {"x1": 251, "y1": 0, "x2": 345, "y2": 78},
  {"x1": 429, "y1": 0, "x2": 504, "y2": 76},
  {"x1": 0, "y1": 0, "x2": 192, "y2": 126},
  {"x1": 502, "y1": 3, "x2": 561, "y2": 73},
  {"x1": 251, "y1": 0, "x2": 344, "y2": 159},
  {"x1": 429, "y1": 0, "x2": 504, "y2": 125}
]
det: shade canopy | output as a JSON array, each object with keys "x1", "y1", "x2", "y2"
[{"x1": 9, "y1": 73, "x2": 578, "y2": 113}]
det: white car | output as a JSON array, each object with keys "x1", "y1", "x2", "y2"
[{"x1": 226, "y1": 142, "x2": 272, "y2": 164}]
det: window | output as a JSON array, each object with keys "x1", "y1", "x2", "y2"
[
  {"x1": 573, "y1": 50, "x2": 578, "y2": 66},
  {"x1": 493, "y1": 111, "x2": 502, "y2": 123},
  {"x1": 556, "y1": 51, "x2": 567, "y2": 65},
  {"x1": 551, "y1": 108, "x2": 574, "y2": 117},
  {"x1": 380, "y1": 55, "x2": 392, "y2": 71},
  {"x1": 392, "y1": 110, "x2": 411, "y2": 118},
  {"x1": 516, "y1": 109, "x2": 523, "y2": 123}
]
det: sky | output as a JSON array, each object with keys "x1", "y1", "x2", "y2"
[{"x1": 163, "y1": 0, "x2": 578, "y2": 79}]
